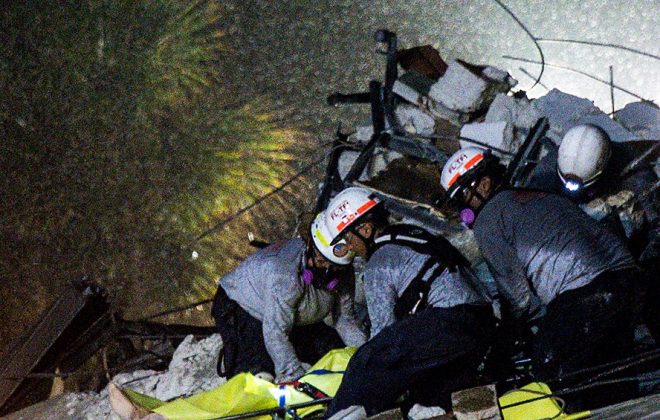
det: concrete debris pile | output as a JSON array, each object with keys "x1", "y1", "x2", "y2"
[
  {"x1": 328, "y1": 41, "x2": 658, "y2": 305},
  {"x1": 63, "y1": 335, "x2": 224, "y2": 419},
  {"x1": 340, "y1": 42, "x2": 658, "y2": 231}
]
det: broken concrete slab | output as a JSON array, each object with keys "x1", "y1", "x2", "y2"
[
  {"x1": 614, "y1": 101, "x2": 660, "y2": 140},
  {"x1": 396, "y1": 104, "x2": 436, "y2": 136},
  {"x1": 485, "y1": 94, "x2": 541, "y2": 130},
  {"x1": 328, "y1": 405, "x2": 368, "y2": 420},
  {"x1": 408, "y1": 403, "x2": 448, "y2": 419},
  {"x1": 366, "y1": 407, "x2": 404, "y2": 420},
  {"x1": 58, "y1": 334, "x2": 226, "y2": 419},
  {"x1": 483, "y1": 93, "x2": 543, "y2": 156},
  {"x1": 459, "y1": 121, "x2": 514, "y2": 158},
  {"x1": 356, "y1": 124, "x2": 375, "y2": 144},
  {"x1": 338, "y1": 148, "x2": 403, "y2": 182},
  {"x1": 532, "y1": 89, "x2": 636, "y2": 144},
  {"x1": 451, "y1": 384, "x2": 500, "y2": 420},
  {"x1": 393, "y1": 72, "x2": 464, "y2": 126},
  {"x1": 393, "y1": 71, "x2": 435, "y2": 104},
  {"x1": 429, "y1": 60, "x2": 515, "y2": 114}
]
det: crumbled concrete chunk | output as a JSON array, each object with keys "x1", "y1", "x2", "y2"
[
  {"x1": 366, "y1": 407, "x2": 404, "y2": 420},
  {"x1": 396, "y1": 104, "x2": 437, "y2": 136},
  {"x1": 533, "y1": 89, "x2": 636, "y2": 144},
  {"x1": 614, "y1": 101, "x2": 660, "y2": 141},
  {"x1": 429, "y1": 60, "x2": 514, "y2": 113},
  {"x1": 460, "y1": 121, "x2": 514, "y2": 157},
  {"x1": 452, "y1": 384, "x2": 501, "y2": 420},
  {"x1": 328, "y1": 405, "x2": 368, "y2": 420},
  {"x1": 408, "y1": 403, "x2": 447, "y2": 419}
]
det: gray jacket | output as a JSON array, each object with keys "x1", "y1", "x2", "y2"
[
  {"x1": 219, "y1": 238, "x2": 366, "y2": 381},
  {"x1": 364, "y1": 242, "x2": 489, "y2": 338},
  {"x1": 473, "y1": 190, "x2": 637, "y2": 321}
]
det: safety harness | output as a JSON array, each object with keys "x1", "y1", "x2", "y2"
[{"x1": 372, "y1": 224, "x2": 471, "y2": 319}]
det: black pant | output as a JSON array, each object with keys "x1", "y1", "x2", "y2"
[
  {"x1": 325, "y1": 305, "x2": 495, "y2": 417},
  {"x1": 212, "y1": 286, "x2": 344, "y2": 378},
  {"x1": 531, "y1": 269, "x2": 637, "y2": 410}
]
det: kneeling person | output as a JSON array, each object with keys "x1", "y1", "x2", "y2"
[
  {"x1": 323, "y1": 188, "x2": 495, "y2": 417},
  {"x1": 212, "y1": 212, "x2": 367, "y2": 383}
]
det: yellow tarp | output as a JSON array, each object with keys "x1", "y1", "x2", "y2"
[
  {"x1": 120, "y1": 347, "x2": 356, "y2": 420},
  {"x1": 499, "y1": 382, "x2": 593, "y2": 420}
]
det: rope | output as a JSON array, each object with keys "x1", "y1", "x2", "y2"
[{"x1": 572, "y1": 348, "x2": 660, "y2": 388}]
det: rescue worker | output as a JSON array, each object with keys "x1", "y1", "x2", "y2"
[
  {"x1": 323, "y1": 187, "x2": 494, "y2": 417},
  {"x1": 212, "y1": 211, "x2": 367, "y2": 383},
  {"x1": 441, "y1": 147, "x2": 640, "y2": 407},
  {"x1": 526, "y1": 125, "x2": 659, "y2": 342}
]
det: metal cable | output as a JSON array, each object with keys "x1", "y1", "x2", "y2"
[
  {"x1": 191, "y1": 142, "x2": 338, "y2": 244},
  {"x1": 502, "y1": 55, "x2": 649, "y2": 101},
  {"x1": 492, "y1": 0, "x2": 545, "y2": 88},
  {"x1": 536, "y1": 38, "x2": 660, "y2": 61}
]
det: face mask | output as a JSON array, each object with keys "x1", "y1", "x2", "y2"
[
  {"x1": 301, "y1": 268, "x2": 340, "y2": 291},
  {"x1": 460, "y1": 207, "x2": 476, "y2": 228}
]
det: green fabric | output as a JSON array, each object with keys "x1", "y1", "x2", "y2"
[
  {"x1": 499, "y1": 382, "x2": 568, "y2": 420},
  {"x1": 117, "y1": 347, "x2": 357, "y2": 419},
  {"x1": 123, "y1": 387, "x2": 166, "y2": 411}
]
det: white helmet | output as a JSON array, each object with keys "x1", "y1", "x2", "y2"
[
  {"x1": 324, "y1": 187, "x2": 381, "y2": 244},
  {"x1": 557, "y1": 124, "x2": 611, "y2": 192},
  {"x1": 311, "y1": 212, "x2": 354, "y2": 265},
  {"x1": 440, "y1": 147, "x2": 488, "y2": 198}
]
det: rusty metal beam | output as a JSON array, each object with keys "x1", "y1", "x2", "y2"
[{"x1": 0, "y1": 281, "x2": 108, "y2": 414}]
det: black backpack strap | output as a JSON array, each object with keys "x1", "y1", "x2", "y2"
[
  {"x1": 393, "y1": 257, "x2": 448, "y2": 319},
  {"x1": 374, "y1": 225, "x2": 470, "y2": 319}
]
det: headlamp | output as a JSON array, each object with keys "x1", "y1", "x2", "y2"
[{"x1": 564, "y1": 180, "x2": 582, "y2": 192}]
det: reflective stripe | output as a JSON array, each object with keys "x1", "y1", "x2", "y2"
[
  {"x1": 278, "y1": 385, "x2": 286, "y2": 407},
  {"x1": 314, "y1": 227, "x2": 330, "y2": 247},
  {"x1": 375, "y1": 235, "x2": 427, "y2": 245},
  {"x1": 301, "y1": 369, "x2": 346, "y2": 377},
  {"x1": 447, "y1": 153, "x2": 483, "y2": 188},
  {"x1": 357, "y1": 198, "x2": 378, "y2": 215},
  {"x1": 336, "y1": 214, "x2": 356, "y2": 232},
  {"x1": 334, "y1": 199, "x2": 378, "y2": 232},
  {"x1": 447, "y1": 172, "x2": 461, "y2": 189}
]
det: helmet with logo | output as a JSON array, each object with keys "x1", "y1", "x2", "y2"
[
  {"x1": 311, "y1": 211, "x2": 354, "y2": 265},
  {"x1": 324, "y1": 187, "x2": 381, "y2": 245},
  {"x1": 441, "y1": 147, "x2": 495, "y2": 199},
  {"x1": 557, "y1": 124, "x2": 611, "y2": 193}
]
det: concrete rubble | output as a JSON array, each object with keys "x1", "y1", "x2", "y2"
[
  {"x1": 533, "y1": 89, "x2": 637, "y2": 144},
  {"x1": 334, "y1": 44, "x2": 657, "y2": 327},
  {"x1": 429, "y1": 60, "x2": 516, "y2": 115},
  {"x1": 615, "y1": 101, "x2": 660, "y2": 141},
  {"x1": 451, "y1": 385, "x2": 500, "y2": 420},
  {"x1": 62, "y1": 334, "x2": 225, "y2": 419},
  {"x1": 396, "y1": 104, "x2": 437, "y2": 136}
]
